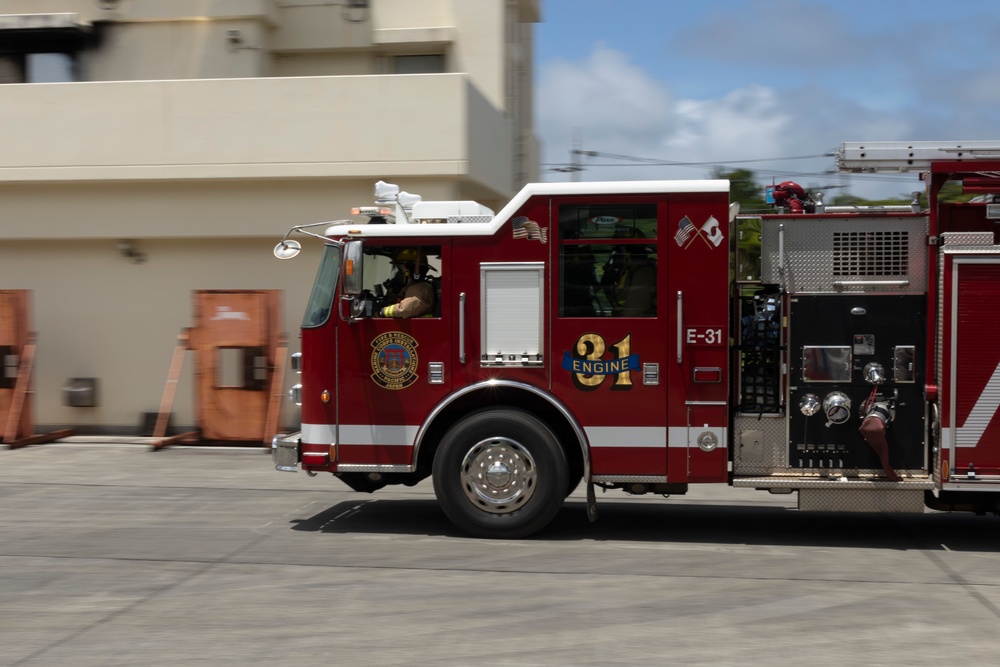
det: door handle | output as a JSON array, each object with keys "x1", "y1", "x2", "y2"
[
  {"x1": 459, "y1": 292, "x2": 466, "y2": 364},
  {"x1": 676, "y1": 290, "x2": 683, "y2": 363}
]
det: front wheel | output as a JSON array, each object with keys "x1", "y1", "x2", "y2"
[{"x1": 432, "y1": 408, "x2": 568, "y2": 539}]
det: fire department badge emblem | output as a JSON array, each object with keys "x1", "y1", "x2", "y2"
[{"x1": 371, "y1": 332, "x2": 419, "y2": 390}]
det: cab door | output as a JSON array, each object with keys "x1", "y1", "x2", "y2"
[
  {"x1": 550, "y1": 191, "x2": 730, "y2": 484},
  {"x1": 550, "y1": 196, "x2": 670, "y2": 480},
  {"x1": 667, "y1": 193, "x2": 730, "y2": 483},
  {"x1": 335, "y1": 242, "x2": 452, "y2": 469}
]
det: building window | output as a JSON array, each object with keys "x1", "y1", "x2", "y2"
[
  {"x1": 28, "y1": 52, "x2": 76, "y2": 82},
  {"x1": 391, "y1": 54, "x2": 445, "y2": 74},
  {"x1": 0, "y1": 52, "x2": 79, "y2": 83},
  {"x1": 0, "y1": 54, "x2": 23, "y2": 82},
  {"x1": 0, "y1": 12, "x2": 91, "y2": 83}
]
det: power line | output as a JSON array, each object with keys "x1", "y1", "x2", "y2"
[
  {"x1": 561, "y1": 149, "x2": 835, "y2": 166},
  {"x1": 542, "y1": 148, "x2": 835, "y2": 177},
  {"x1": 542, "y1": 147, "x2": 932, "y2": 199},
  {"x1": 543, "y1": 154, "x2": 923, "y2": 185}
]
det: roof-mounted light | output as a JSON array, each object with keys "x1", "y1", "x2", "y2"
[
  {"x1": 397, "y1": 191, "x2": 422, "y2": 212},
  {"x1": 374, "y1": 180, "x2": 399, "y2": 204},
  {"x1": 369, "y1": 180, "x2": 426, "y2": 224}
]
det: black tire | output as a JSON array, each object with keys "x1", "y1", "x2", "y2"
[
  {"x1": 432, "y1": 407, "x2": 568, "y2": 539},
  {"x1": 565, "y1": 471, "x2": 584, "y2": 499}
]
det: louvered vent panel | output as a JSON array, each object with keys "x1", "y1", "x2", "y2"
[{"x1": 832, "y1": 231, "x2": 908, "y2": 277}]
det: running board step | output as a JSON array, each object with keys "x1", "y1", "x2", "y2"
[
  {"x1": 735, "y1": 476, "x2": 932, "y2": 513},
  {"x1": 733, "y1": 476, "x2": 933, "y2": 490}
]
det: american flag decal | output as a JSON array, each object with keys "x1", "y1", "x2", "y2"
[
  {"x1": 674, "y1": 216, "x2": 695, "y2": 247},
  {"x1": 511, "y1": 216, "x2": 548, "y2": 244}
]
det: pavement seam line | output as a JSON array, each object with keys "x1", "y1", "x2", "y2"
[
  {"x1": 920, "y1": 547, "x2": 1000, "y2": 621},
  {"x1": 8, "y1": 532, "x2": 275, "y2": 667}
]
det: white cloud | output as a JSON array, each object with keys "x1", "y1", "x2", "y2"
[
  {"x1": 535, "y1": 1, "x2": 1000, "y2": 200},
  {"x1": 668, "y1": 86, "x2": 791, "y2": 156},
  {"x1": 538, "y1": 49, "x2": 803, "y2": 180},
  {"x1": 538, "y1": 45, "x2": 674, "y2": 148},
  {"x1": 536, "y1": 45, "x2": 934, "y2": 199}
]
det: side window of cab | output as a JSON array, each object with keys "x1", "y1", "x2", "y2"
[
  {"x1": 359, "y1": 245, "x2": 442, "y2": 319},
  {"x1": 557, "y1": 204, "x2": 658, "y2": 317}
]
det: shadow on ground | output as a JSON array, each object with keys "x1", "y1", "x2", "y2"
[{"x1": 290, "y1": 496, "x2": 1000, "y2": 553}]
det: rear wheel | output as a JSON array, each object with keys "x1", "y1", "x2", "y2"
[{"x1": 432, "y1": 407, "x2": 568, "y2": 538}]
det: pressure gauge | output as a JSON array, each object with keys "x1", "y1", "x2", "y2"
[{"x1": 822, "y1": 392, "x2": 852, "y2": 425}]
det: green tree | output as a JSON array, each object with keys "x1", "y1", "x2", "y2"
[
  {"x1": 829, "y1": 193, "x2": 912, "y2": 207},
  {"x1": 711, "y1": 167, "x2": 768, "y2": 213},
  {"x1": 830, "y1": 181, "x2": 975, "y2": 208},
  {"x1": 935, "y1": 181, "x2": 977, "y2": 204},
  {"x1": 710, "y1": 168, "x2": 768, "y2": 288}
]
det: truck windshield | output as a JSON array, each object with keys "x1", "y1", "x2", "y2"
[{"x1": 303, "y1": 244, "x2": 341, "y2": 327}]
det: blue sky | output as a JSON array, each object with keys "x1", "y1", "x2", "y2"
[{"x1": 534, "y1": 0, "x2": 1000, "y2": 199}]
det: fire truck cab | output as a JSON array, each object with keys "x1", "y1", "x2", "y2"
[{"x1": 272, "y1": 142, "x2": 1000, "y2": 538}]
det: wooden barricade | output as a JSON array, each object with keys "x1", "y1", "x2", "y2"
[
  {"x1": 152, "y1": 290, "x2": 286, "y2": 450},
  {"x1": 1, "y1": 290, "x2": 75, "y2": 449}
]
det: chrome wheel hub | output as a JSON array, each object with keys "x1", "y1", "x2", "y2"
[
  {"x1": 485, "y1": 460, "x2": 512, "y2": 487},
  {"x1": 460, "y1": 437, "x2": 537, "y2": 514}
]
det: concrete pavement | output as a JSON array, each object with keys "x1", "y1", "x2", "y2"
[{"x1": 2, "y1": 440, "x2": 1000, "y2": 666}]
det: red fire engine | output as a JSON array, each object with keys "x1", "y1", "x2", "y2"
[{"x1": 271, "y1": 141, "x2": 1000, "y2": 538}]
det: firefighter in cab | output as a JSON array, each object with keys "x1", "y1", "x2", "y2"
[
  {"x1": 378, "y1": 247, "x2": 436, "y2": 318},
  {"x1": 603, "y1": 228, "x2": 656, "y2": 317}
]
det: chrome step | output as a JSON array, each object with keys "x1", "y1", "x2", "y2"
[{"x1": 733, "y1": 476, "x2": 933, "y2": 491}]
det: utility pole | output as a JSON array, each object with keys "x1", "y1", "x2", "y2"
[
  {"x1": 570, "y1": 128, "x2": 581, "y2": 182},
  {"x1": 551, "y1": 128, "x2": 587, "y2": 180}
]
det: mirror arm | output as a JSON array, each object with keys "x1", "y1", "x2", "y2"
[{"x1": 280, "y1": 220, "x2": 351, "y2": 246}]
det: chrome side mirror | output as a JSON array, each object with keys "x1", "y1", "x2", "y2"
[
  {"x1": 342, "y1": 240, "x2": 364, "y2": 296},
  {"x1": 273, "y1": 239, "x2": 302, "y2": 260}
]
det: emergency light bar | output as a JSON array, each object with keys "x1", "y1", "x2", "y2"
[{"x1": 352, "y1": 206, "x2": 393, "y2": 217}]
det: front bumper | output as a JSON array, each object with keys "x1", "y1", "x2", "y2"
[{"x1": 272, "y1": 432, "x2": 301, "y2": 472}]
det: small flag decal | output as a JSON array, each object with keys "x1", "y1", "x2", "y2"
[
  {"x1": 674, "y1": 216, "x2": 695, "y2": 247},
  {"x1": 511, "y1": 216, "x2": 548, "y2": 243}
]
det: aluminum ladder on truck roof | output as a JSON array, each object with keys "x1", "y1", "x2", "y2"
[{"x1": 836, "y1": 141, "x2": 1000, "y2": 173}]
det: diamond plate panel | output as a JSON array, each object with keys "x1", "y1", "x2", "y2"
[
  {"x1": 448, "y1": 215, "x2": 493, "y2": 224},
  {"x1": 733, "y1": 477, "x2": 933, "y2": 489},
  {"x1": 733, "y1": 415, "x2": 787, "y2": 474},
  {"x1": 337, "y1": 464, "x2": 413, "y2": 473},
  {"x1": 761, "y1": 216, "x2": 926, "y2": 293},
  {"x1": 591, "y1": 475, "x2": 667, "y2": 484},
  {"x1": 798, "y1": 488, "x2": 925, "y2": 512},
  {"x1": 941, "y1": 231, "x2": 993, "y2": 246}
]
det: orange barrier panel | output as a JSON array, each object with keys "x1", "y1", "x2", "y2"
[
  {"x1": 1, "y1": 290, "x2": 75, "y2": 449},
  {"x1": 153, "y1": 290, "x2": 286, "y2": 450}
]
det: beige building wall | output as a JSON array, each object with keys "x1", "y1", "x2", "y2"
[{"x1": 0, "y1": 0, "x2": 539, "y2": 434}]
